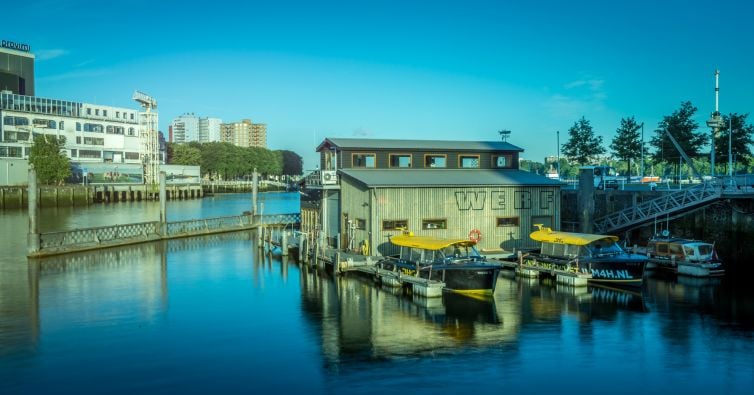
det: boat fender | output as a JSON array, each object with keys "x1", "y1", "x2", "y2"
[{"x1": 468, "y1": 228, "x2": 482, "y2": 242}]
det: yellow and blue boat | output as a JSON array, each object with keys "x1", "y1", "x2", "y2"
[
  {"x1": 527, "y1": 225, "x2": 647, "y2": 287},
  {"x1": 377, "y1": 230, "x2": 502, "y2": 295}
]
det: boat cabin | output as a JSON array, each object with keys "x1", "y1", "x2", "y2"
[
  {"x1": 648, "y1": 238, "x2": 716, "y2": 263},
  {"x1": 391, "y1": 233, "x2": 482, "y2": 264},
  {"x1": 531, "y1": 225, "x2": 623, "y2": 259}
]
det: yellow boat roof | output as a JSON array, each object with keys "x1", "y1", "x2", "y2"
[
  {"x1": 389, "y1": 233, "x2": 476, "y2": 250},
  {"x1": 529, "y1": 225, "x2": 618, "y2": 246}
]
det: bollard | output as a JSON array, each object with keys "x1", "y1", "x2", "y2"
[{"x1": 299, "y1": 236, "x2": 304, "y2": 261}]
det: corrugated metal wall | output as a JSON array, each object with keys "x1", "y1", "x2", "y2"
[{"x1": 367, "y1": 186, "x2": 559, "y2": 256}]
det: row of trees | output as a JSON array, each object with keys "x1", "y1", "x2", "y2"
[
  {"x1": 561, "y1": 101, "x2": 754, "y2": 177},
  {"x1": 167, "y1": 142, "x2": 303, "y2": 180}
]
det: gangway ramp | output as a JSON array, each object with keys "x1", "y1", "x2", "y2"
[{"x1": 593, "y1": 183, "x2": 722, "y2": 234}]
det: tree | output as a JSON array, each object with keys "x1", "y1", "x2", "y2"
[
  {"x1": 715, "y1": 113, "x2": 754, "y2": 173},
  {"x1": 562, "y1": 117, "x2": 605, "y2": 165},
  {"x1": 29, "y1": 135, "x2": 71, "y2": 185},
  {"x1": 169, "y1": 143, "x2": 202, "y2": 165},
  {"x1": 650, "y1": 101, "x2": 706, "y2": 165},
  {"x1": 610, "y1": 117, "x2": 643, "y2": 178},
  {"x1": 280, "y1": 150, "x2": 303, "y2": 176}
]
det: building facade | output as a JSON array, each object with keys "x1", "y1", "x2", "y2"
[
  {"x1": 0, "y1": 40, "x2": 34, "y2": 96},
  {"x1": 300, "y1": 138, "x2": 562, "y2": 255},
  {"x1": 1, "y1": 91, "x2": 145, "y2": 165},
  {"x1": 220, "y1": 119, "x2": 267, "y2": 148},
  {"x1": 170, "y1": 113, "x2": 222, "y2": 143}
]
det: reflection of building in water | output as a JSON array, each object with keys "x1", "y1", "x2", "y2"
[
  {"x1": 298, "y1": 269, "x2": 522, "y2": 364},
  {"x1": 26, "y1": 242, "x2": 167, "y2": 336}
]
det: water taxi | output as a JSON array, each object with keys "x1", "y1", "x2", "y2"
[
  {"x1": 376, "y1": 231, "x2": 502, "y2": 295},
  {"x1": 645, "y1": 233, "x2": 724, "y2": 277},
  {"x1": 524, "y1": 225, "x2": 647, "y2": 287}
]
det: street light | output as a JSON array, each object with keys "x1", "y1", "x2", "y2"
[
  {"x1": 556, "y1": 130, "x2": 560, "y2": 178},
  {"x1": 728, "y1": 114, "x2": 733, "y2": 178}
]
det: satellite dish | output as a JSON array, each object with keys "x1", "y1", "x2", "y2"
[{"x1": 661, "y1": 229, "x2": 670, "y2": 237}]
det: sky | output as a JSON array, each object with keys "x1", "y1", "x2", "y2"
[{"x1": 5, "y1": 0, "x2": 754, "y2": 170}]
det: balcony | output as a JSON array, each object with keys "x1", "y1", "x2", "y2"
[{"x1": 304, "y1": 170, "x2": 340, "y2": 189}]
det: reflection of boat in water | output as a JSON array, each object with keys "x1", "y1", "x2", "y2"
[
  {"x1": 377, "y1": 230, "x2": 502, "y2": 295},
  {"x1": 522, "y1": 225, "x2": 647, "y2": 287},
  {"x1": 645, "y1": 233, "x2": 724, "y2": 277}
]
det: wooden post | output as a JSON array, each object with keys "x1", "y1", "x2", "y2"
[
  {"x1": 299, "y1": 235, "x2": 304, "y2": 261},
  {"x1": 159, "y1": 172, "x2": 167, "y2": 236},
  {"x1": 27, "y1": 167, "x2": 40, "y2": 255},
  {"x1": 252, "y1": 168, "x2": 258, "y2": 216},
  {"x1": 281, "y1": 230, "x2": 288, "y2": 256}
]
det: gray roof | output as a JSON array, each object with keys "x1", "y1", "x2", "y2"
[
  {"x1": 339, "y1": 169, "x2": 562, "y2": 187},
  {"x1": 317, "y1": 137, "x2": 523, "y2": 152}
]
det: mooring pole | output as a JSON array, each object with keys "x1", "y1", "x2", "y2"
[
  {"x1": 159, "y1": 171, "x2": 167, "y2": 236},
  {"x1": 27, "y1": 167, "x2": 40, "y2": 255},
  {"x1": 252, "y1": 168, "x2": 258, "y2": 216}
]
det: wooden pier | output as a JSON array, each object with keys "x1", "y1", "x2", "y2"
[{"x1": 26, "y1": 169, "x2": 299, "y2": 258}]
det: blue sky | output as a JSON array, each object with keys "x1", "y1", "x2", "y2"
[{"x1": 5, "y1": 0, "x2": 754, "y2": 169}]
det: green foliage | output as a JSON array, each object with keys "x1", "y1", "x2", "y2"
[
  {"x1": 561, "y1": 117, "x2": 605, "y2": 165},
  {"x1": 650, "y1": 101, "x2": 706, "y2": 164},
  {"x1": 279, "y1": 150, "x2": 303, "y2": 176},
  {"x1": 173, "y1": 142, "x2": 288, "y2": 180},
  {"x1": 714, "y1": 113, "x2": 754, "y2": 170},
  {"x1": 610, "y1": 117, "x2": 643, "y2": 178},
  {"x1": 29, "y1": 135, "x2": 71, "y2": 185},
  {"x1": 168, "y1": 143, "x2": 202, "y2": 165}
]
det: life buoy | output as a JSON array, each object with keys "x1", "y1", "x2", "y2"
[{"x1": 468, "y1": 228, "x2": 482, "y2": 242}]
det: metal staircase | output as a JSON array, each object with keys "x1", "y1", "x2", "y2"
[{"x1": 593, "y1": 183, "x2": 722, "y2": 234}]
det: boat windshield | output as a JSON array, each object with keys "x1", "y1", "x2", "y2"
[
  {"x1": 438, "y1": 244, "x2": 482, "y2": 261},
  {"x1": 587, "y1": 240, "x2": 624, "y2": 256},
  {"x1": 697, "y1": 244, "x2": 713, "y2": 256}
]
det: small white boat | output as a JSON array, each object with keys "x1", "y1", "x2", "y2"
[{"x1": 645, "y1": 232, "x2": 724, "y2": 277}]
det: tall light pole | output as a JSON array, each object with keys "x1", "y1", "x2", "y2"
[
  {"x1": 706, "y1": 70, "x2": 724, "y2": 178},
  {"x1": 728, "y1": 114, "x2": 733, "y2": 178}
]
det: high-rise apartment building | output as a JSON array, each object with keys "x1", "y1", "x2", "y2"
[
  {"x1": 170, "y1": 113, "x2": 221, "y2": 143},
  {"x1": 220, "y1": 119, "x2": 267, "y2": 148}
]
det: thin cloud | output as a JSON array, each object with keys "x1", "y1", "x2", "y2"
[
  {"x1": 352, "y1": 127, "x2": 372, "y2": 137},
  {"x1": 35, "y1": 48, "x2": 69, "y2": 61},
  {"x1": 544, "y1": 77, "x2": 608, "y2": 118},
  {"x1": 38, "y1": 68, "x2": 112, "y2": 82}
]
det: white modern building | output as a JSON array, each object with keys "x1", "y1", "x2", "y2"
[
  {"x1": 1, "y1": 90, "x2": 145, "y2": 164},
  {"x1": 170, "y1": 113, "x2": 222, "y2": 143}
]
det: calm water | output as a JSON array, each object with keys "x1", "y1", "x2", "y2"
[{"x1": 1, "y1": 193, "x2": 753, "y2": 394}]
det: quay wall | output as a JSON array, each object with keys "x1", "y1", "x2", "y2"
[
  {"x1": 561, "y1": 189, "x2": 754, "y2": 265},
  {"x1": 1, "y1": 184, "x2": 203, "y2": 210}
]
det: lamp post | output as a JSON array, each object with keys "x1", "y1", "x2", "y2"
[
  {"x1": 728, "y1": 114, "x2": 733, "y2": 178},
  {"x1": 640, "y1": 122, "x2": 644, "y2": 179}
]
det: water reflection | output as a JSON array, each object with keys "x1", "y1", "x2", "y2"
[{"x1": 297, "y1": 264, "x2": 657, "y2": 368}]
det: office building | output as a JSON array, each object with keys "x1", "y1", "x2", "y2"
[{"x1": 0, "y1": 40, "x2": 34, "y2": 96}]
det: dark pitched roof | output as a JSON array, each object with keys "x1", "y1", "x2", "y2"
[
  {"x1": 316, "y1": 137, "x2": 523, "y2": 152},
  {"x1": 339, "y1": 169, "x2": 562, "y2": 188}
]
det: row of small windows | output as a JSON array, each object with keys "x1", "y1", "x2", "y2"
[
  {"x1": 85, "y1": 107, "x2": 135, "y2": 120},
  {"x1": 4, "y1": 116, "x2": 136, "y2": 135},
  {"x1": 352, "y1": 153, "x2": 513, "y2": 169},
  {"x1": 69, "y1": 150, "x2": 141, "y2": 160},
  {"x1": 377, "y1": 217, "x2": 521, "y2": 231}
]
